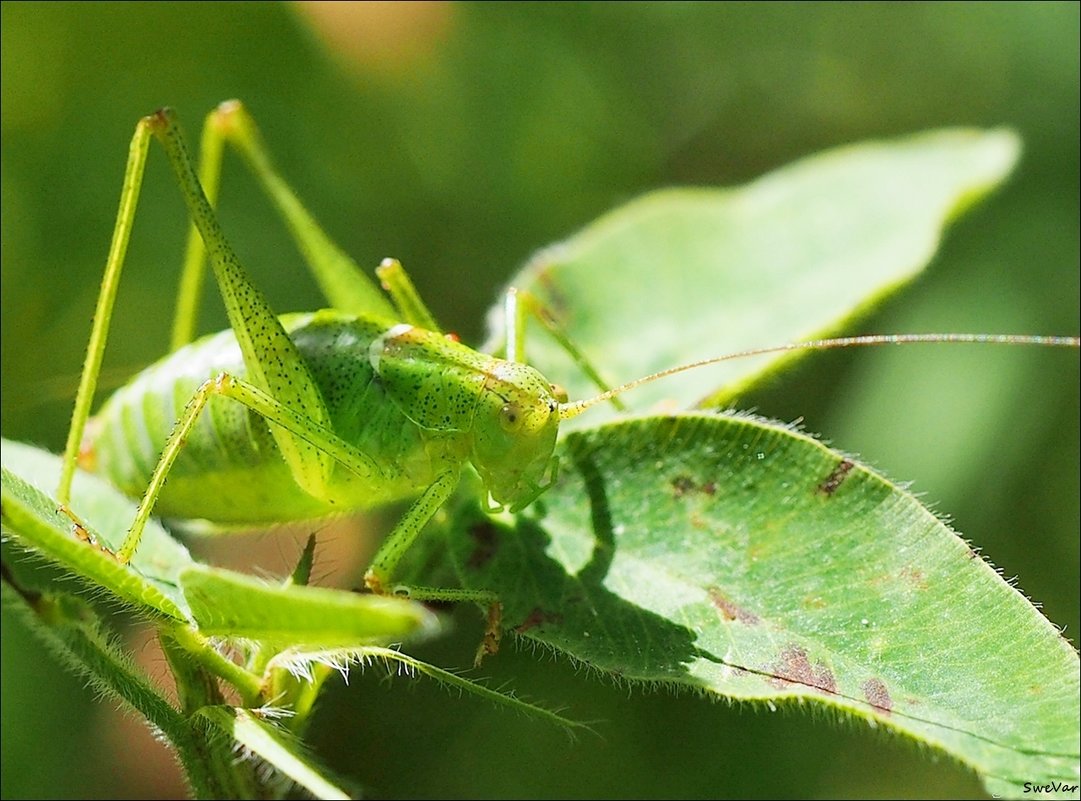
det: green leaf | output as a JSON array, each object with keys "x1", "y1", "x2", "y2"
[
  {"x1": 1, "y1": 439, "x2": 192, "y2": 619},
  {"x1": 0, "y1": 580, "x2": 188, "y2": 750},
  {"x1": 180, "y1": 563, "x2": 439, "y2": 646},
  {"x1": 448, "y1": 414, "x2": 1079, "y2": 798},
  {"x1": 0, "y1": 580, "x2": 252, "y2": 799},
  {"x1": 198, "y1": 706, "x2": 352, "y2": 801},
  {"x1": 492, "y1": 129, "x2": 1021, "y2": 419},
  {"x1": 264, "y1": 645, "x2": 586, "y2": 733}
]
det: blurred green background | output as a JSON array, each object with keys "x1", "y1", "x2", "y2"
[{"x1": 1, "y1": 2, "x2": 1077, "y2": 798}]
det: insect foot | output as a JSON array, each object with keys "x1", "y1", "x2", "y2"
[{"x1": 362, "y1": 567, "x2": 386, "y2": 596}]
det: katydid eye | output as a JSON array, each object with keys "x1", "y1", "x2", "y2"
[
  {"x1": 550, "y1": 383, "x2": 569, "y2": 404},
  {"x1": 499, "y1": 403, "x2": 522, "y2": 432}
]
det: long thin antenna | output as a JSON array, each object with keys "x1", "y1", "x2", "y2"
[{"x1": 558, "y1": 333, "x2": 1081, "y2": 420}]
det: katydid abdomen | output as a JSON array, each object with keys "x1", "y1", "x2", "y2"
[{"x1": 87, "y1": 311, "x2": 482, "y2": 525}]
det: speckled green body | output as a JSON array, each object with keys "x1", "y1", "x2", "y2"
[{"x1": 88, "y1": 311, "x2": 561, "y2": 525}]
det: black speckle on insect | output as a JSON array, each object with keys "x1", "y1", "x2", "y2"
[
  {"x1": 817, "y1": 458, "x2": 855, "y2": 496},
  {"x1": 467, "y1": 520, "x2": 499, "y2": 570}
]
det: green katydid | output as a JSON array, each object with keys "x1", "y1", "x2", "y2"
[{"x1": 56, "y1": 101, "x2": 1080, "y2": 663}]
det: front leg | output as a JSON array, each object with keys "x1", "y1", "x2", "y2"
[{"x1": 365, "y1": 471, "x2": 503, "y2": 664}]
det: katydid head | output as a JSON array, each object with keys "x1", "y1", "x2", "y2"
[{"x1": 471, "y1": 360, "x2": 561, "y2": 511}]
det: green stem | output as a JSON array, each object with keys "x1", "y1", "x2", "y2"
[
  {"x1": 159, "y1": 635, "x2": 262, "y2": 799},
  {"x1": 166, "y1": 623, "x2": 264, "y2": 706},
  {"x1": 0, "y1": 577, "x2": 229, "y2": 797}
]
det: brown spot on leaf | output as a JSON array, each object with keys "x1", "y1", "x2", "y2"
[
  {"x1": 467, "y1": 521, "x2": 499, "y2": 570},
  {"x1": 812, "y1": 666, "x2": 836, "y2": 695},
  {"x1": 672, "y1": 475, "x2": 696, "y2": 497},
  {"x1": 536, "y1": 270, "x2": 570, "y2": 317},
  {"x1": 862, "y1": 678, "x2": 893, "y2": 713},
  {"x1": 818, "y1": 458, "x2": 855, "y2": 496},
  {"x1": 900, "y1": 565, "x2": 929, "y2": 590},
  {"x1": 672, "y1": 474, "x2": 717, "y2": 499},
  {"x1": 708, "y1": 587, "x2": 760, "y2": 624},
  {"x1": 513, "y1": 606, "x2": 563, "y2": 634},
  {"x1": 770, "y1": 645, "x2": 836, "y2": 694}
]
